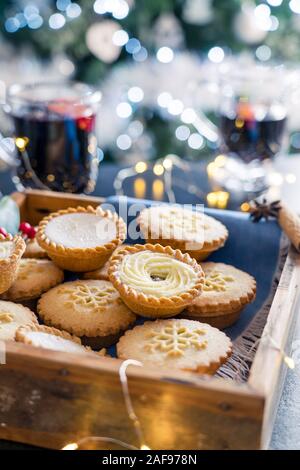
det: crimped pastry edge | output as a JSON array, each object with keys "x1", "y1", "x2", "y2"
[
  {"x1": 1, "y1": 260, "x2": 64, "y2": 302},
  {"x1": 0, "y1": 299, "x2": 38, "y2": 335},
  {"x1": 138, "y1": 209, "x2": 229, "y2": 252},
  {"x1": 108, "y1": 243, "x2": 205, "y2": 308},
  {"x1": 36, "y1": 205, "x2": 126, "y2": 259},
  {"x1": 82, "y1": 243, "x2": 130, "y2": 281},
  {"x1": 116, "y1": 319, "x2": 232, "y2": 375},
  {"x1": 187, "y1": 263, "x2": 257, "y2": 315},
  {"x1": 15, "y1": 324, "x2": 106, "y2": 356},
  {"x1": 37, "y1": 280, "x2": 137, "y2": 337},
  {"x1": 0, "y1": 234, "x2": 26, "y2": 264},
  {"x1": 0, "y1": 235, "x2": 26, "y2": 294}
]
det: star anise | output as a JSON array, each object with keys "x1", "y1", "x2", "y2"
[{"x1": 249, "y1": 198, "x2": 282, "y2": 222}]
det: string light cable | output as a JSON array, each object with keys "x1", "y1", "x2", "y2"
[{"x1": 62, "y1": 359, "x2": 151, "y2": 451}]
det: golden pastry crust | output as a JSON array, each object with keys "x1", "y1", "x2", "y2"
[
  {"x1": 138, "y1": 206, "x2": 228, "y2": 260},
  {"x1": 108, "y1": 243, "x2": 205, "y2": 318},
  {"x1": 1, "y1": 258, "x2": 64, "y2": 302},
  {"x1": 37, "y1": 279, "x2": 136, "y2": 339},
  {"x1": 117, "y1": 319, "x2": 232, "y2": 374},
  {"x1": 23, "y1": 237, "x2": 48, "y2": 259},
  {"x1": 36, "y1": 205, "x2": 126, "y2": 272},
  {"x1": 185, "y1": 262, "x2": 256, "y2": 328},
  {"x1": 83, "y1": 244, "x2": 130, "y2": 281},
  {"x1": 0, "y1": 300, "x2": 38, "y2": 341},
  {"x1": 0, "y1": 234, "x2": 26, "y2": 294},
  {"x1": 15, "y1": 324, "x2": 106, "y2": 356}
]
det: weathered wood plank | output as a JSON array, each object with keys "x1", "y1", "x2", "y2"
[
  {"x1": 11, "y1": 190, "x2": 104, "y2": 226},
  {"x1": 0, "y1": 343, "x2": 264, "y2": 450},
  {"x1": 249, "y1": 247, "x2": 300, "y2": 448}
]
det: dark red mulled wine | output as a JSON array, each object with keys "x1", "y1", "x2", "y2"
[
  {"x1": 220, "y1": 104, "x2": 287, "y2": 163},
  {"x1": 13, "y1": 106, "x2": 97, "y2": 193},
  {"x1": 7, "y1": 82, "x2": 101, "y2": 193}
]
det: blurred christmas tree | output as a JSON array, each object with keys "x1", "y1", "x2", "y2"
[
  {"x1": 2, "y1": 0, "x2": 298, "y2": 81},
  {"x1": 1, "y1": 0, "x2": 300, "y2": 162}
]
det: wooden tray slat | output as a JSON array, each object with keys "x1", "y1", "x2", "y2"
[{"x1": 11, "y1": 190, "x2": 104, "y2": 225}]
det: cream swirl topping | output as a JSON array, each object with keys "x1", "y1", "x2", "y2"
[
  {"x1": 0, "y1": 241, "x2": 14, "y2": 259},
  {"x1": 118, "y1": 250, "x2": 198, "y2": 297}
]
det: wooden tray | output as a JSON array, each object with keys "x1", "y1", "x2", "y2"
[{"x1": 0, "y1": 189, "x2": 299, "y2": 450}]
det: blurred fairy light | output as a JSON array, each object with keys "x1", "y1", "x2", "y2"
[
  {"x1": 5, "y1": 18, "x2": 20, "y2": 33},
  {"x1": 94, "y1": 0, "x2": 107, "y2": 14},
  {"x1": 240, "y1": 202, "x2": 250, "y2": 212},
  {"x1": 268, "y1": 171, "x2": 283, "y2": 186},
  {"x1": 181, "y1": 108, "x2": 197, "y2": 124},
  {"x1": 156, "y1": 47, "x2": 174, "y2": 63},
  {"x1": 112, "y1": 29, "x2": 129, "y2": 46},
  {"x1": 93, "y1": 0, "x2": 129, "y2": 19},
  {"x1": 157, "y1": 92, "x2": 173, "y2": 108},
  {"x1": 153, "y1": 163, "x2": 164, "y2": 176},
  {"x1": 15, "y1": 13, "x2": 27, "y2": 28},
  {"x1": 207, "y1": 154, "x2": 227, "y2": 179},
  {"x1": 175, "y1": 125, "x2": 190, "y2": 141},
  {"x1": 66, "y1": 3, "x2": 82, "y2": 19},
  {"x1": 57, "y1": 0, "x2": 71, "y2": 11},
  {"x1": 116, "y1": 102, "x2": 132, "y2": 118},
  {"x1": 49, "y1": 13, "x2": 66, "y2": 29},
  {"x1": 133, "y1": 47, "x2": 148, "y2": 62},
  {"x1": 135, "y1": 161, "x2": 147, "y2": 173},
  {"x1": 127, "y1": 86, "x2": 144, "y2": 103},
  {"x1": 163, "y1": 157, "x2": 173, "y2": 170},
  {"x1": 112, "y1": 0, "x2": 130, "y2": 20},
  {"x1": 62, "y1": 443, "x2": 78, "y2": 450},
  {"x1": 168, "y1": 99, "x2": 184, "y2": 115},
  {"x1": 128, "y1": 120, "x2": 144, "y2": 138},
  {"x1": 126, "y1": 38, "x2": 141, "y2": 54},
  {"x1": 289, "y1": 0, "x2": 300, "y2": 14},
  {"x1": 15, "y1": 137, "x2": 29, "y2": 151},
  {"x1": 117, "y1": 134, "x2": 132, "y2": 150},
  {"x1": 267, "y1": 0, "x2": 283, "y2": 5},
  {"x1": 188, "y1": 133, "x2": 204, "y2": 150},
  {"x1": 254, "y1": 4, "x2": 273, "y2": 31},
  {"x1": 24, "y1": 5, "x2": 39, "y2": 19},
  {"x1": 284, "y1": 356, "x2": 295, "y2": 369},
  {"x1": 290, "y1": 0, "x2": 300, "y2": 14},
  {"x1": 208, "y1": 47, "x2": 224, "y2": 63},
  {"x1": 207, "y1": 191, "x2": 230, "y2": 209},
  {"x1": 62, "y1": 358, "x2": 150, "y2": 451},
  {"x1": 285, "y1": 173, "x2": 297, "y2": 184},
  {"x1": 28, "y1": 15, "x2": 43, "y2": 29},
  {"x1": 58, "y1": 58, "x2": 75, "y2": 76},
  {"x1": 255, "y1": 4, "x2": 271, "y2": 17},
  {"x1": 256, "y1": 45, "x2": 272, "y2": 61},
  {"x1": 4, "y1": 4, "x2": 45, "y2": 32}
]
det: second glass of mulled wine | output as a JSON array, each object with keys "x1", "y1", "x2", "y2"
[{"x1": 216, "y1": 64, "x2": 288, "y2": 196}]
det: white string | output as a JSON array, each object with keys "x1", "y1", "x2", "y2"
[{"x1": 62, "y1": 359, "x2": 150, "y2": 451}]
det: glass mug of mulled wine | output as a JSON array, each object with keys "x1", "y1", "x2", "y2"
[
  {"x1": 0, "y1": 82, "x2": 101, "y2": 193},
  {"x1": 214, "y1": 64, "x2": 289, "y2": 196}
]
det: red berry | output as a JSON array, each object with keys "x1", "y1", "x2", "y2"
[
  {"x1": 19, "y1": 221, "x2": 32, "y2": 235},
  {"x1": 0, "y1": 227, "x2": 8, "y2": 237},
  {"x1": 27, "y1": 226, "x2": 37, "y2": 239}
]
